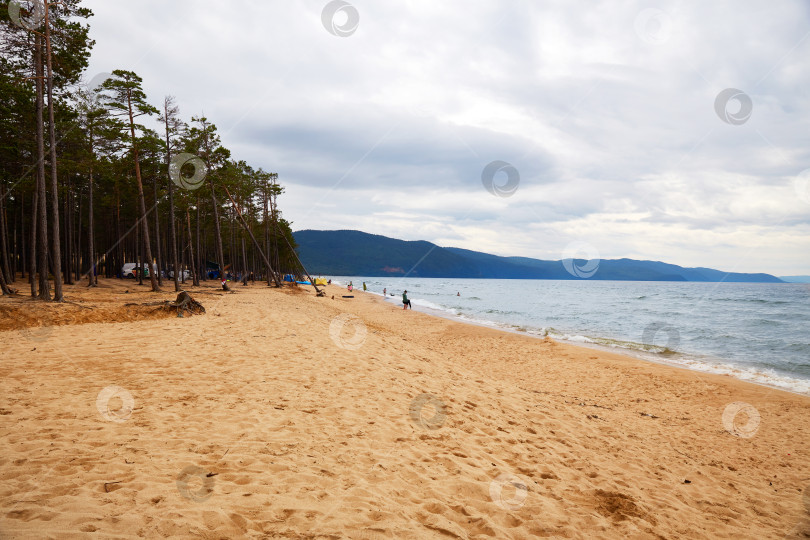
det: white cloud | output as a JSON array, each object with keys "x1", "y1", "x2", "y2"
[{"x1": 82, "y1": 0, "x2": 810, "y2": 274}]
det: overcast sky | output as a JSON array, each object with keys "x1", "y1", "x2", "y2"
[{"x1": 82, "y1": 0, "x2": 810, "y2": 275}]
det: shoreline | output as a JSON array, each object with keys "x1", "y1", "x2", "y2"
[{"x1": 362, "y1": 286, "x2": 810, "y2": 399}]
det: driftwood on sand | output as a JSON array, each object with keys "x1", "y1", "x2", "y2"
[{"x1": 125, "y1": 291, "x2": 205, "y2": 316}]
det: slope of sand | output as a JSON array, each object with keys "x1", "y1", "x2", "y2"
[{"x1": 1, "y1": 279, "x2": 809, "y2": 539}]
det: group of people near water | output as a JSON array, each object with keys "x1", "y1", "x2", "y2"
[
  {"x1": 346, "y1": 281, "x2": 411, "y2": 308},
  {"x1": 344, "y1": 281, "x2": 459, "y2": 310}
]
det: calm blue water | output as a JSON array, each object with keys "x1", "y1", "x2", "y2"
[{"x1": 334, "y1": 277, "x2": 810, "y2": 395}]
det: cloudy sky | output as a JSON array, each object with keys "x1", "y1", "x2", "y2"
[{"x1": 82, "y1": 0, "x2": 810, "y2": 275}]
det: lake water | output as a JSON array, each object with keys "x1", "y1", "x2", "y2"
[{"x1": 332, "y1": 277, "x2": 810, "y2": 395}]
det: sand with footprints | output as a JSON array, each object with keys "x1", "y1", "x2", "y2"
[{"x1": 1, "y1": 279, "x2": 809, "y2": 538}]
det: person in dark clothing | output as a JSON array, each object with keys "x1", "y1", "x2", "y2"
[{"x1": 402, "y1": 290, "x2": 412, "y2": 310}]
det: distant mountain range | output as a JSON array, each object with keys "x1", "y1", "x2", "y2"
[
  {"x1": 293, "y1": 229, "x2": 785, "y2": 283},
  {"x1": 780, "y1": 276, "x2": 810, "y2": 283}
]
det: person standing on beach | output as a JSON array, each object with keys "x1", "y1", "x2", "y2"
[
  {"x1": 363, "y1": 282, "x2": 367, "y2": 291},
  {"x1": 402, "y1": 290, "x2": 412, "y2": 310}
]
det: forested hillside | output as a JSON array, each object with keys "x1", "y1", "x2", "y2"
[{"x1": 294, "y1": 230, "x2": 784, "y2": 282}]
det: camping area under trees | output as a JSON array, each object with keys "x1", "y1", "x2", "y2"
[{"x1": 0, "y1": 1, "x2": 302, "y2": 300}]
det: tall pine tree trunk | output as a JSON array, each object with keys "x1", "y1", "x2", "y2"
[
  {"x1": 168, "y1": 191, "x2": 179, "y2": 291},
  {"x1": 152, "y1": 174, "x2": 163, "y2": 286},
  {"x1": 13, "y1": 207, "x2": 19, "y2": 281},
  {"x1": 63, "y1": 178, "x2": 73, "y2": 284},
  {"x1": 0, "y1": 191, "x2": 10, "y2": 294},
  {"x1": 44, "y1": 3, "x2": 63, "y2": 300},
  {"x1": 229, "y1": 210, "x2": 235, "y2": 278},
  {"x1": 136, "y1": 218, "x2": 143, "y2": 285},
  {"x1": 73, "y1": 184, "x2": 80, "y2": 281},
  {"x1": 74, "y1": 186, "x2": 80, "y2": 281},
  {"x1": 195, "y1": 199, "x2": 202, "y2": 281},
  {"x1": 29, "y1": 190, "x2": 37, "y2": 296},
  {"x1": 241, "y1": 236, "x2": 248, "y2": 286},
  {"x1": 270, "y1": 181, "x2": 281, "y2": 282},
  {"x1": 126, "y1": 89, "x2": 159, "y2": 292},
  {"x1": 87, "y1": 159, "x2": 96, "y2": 286},
  {"x1": 21, "y1": 193, "x2": 26, "y2": 281},
  {"x1": 163, "y1": 100, "x2": 180, "y2": 292},
  {"x1": 0, "y1": 185, "x2": 12, "y2": 284},
  {"x1": 0, "y1": 258, "x2": 10, "y2": 295},
  {"x1": 208, "y1": 179, "x2": 228, "y2": 291},
  {"x1": 179, "y1": 217, "x2": 186, "y2": 285},
  {"x1": 167, "y1": 177, "x2": 179, "y2": 291},
  {"x1": 186, "y1": 208, "x2": 199, "y2": 286},
  {"x1": 263, "y1": 182, "x2": 271, "y2": 286},
  {"x1": 34, "y1": 33, "x2": 50, "y2": 300},
  {"x1": 115, "y1": 180, "x2": 122, "y2": 278}
]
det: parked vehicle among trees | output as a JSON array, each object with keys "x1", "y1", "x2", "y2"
[
  {"x1": 167, "y1": 269, "x2": 191, "y2": 280},
  {"x1": 121, "y1": 263, "x2": 156, "y2": 279}
]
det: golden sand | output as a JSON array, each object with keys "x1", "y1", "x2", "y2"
[{"x1": 1, "y1": 279, "x2": 809, "y2": 538}]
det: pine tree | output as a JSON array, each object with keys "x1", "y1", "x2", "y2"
[
  {"x1": 76, "y1": 84, "x2": 122, "y2": 285},
  {"x1": 43, "y1": 1, "x2": 63, "y2": 299},
  {"x1": 185, "y1": 116, "x2": 230, "y2": 290},
  {"x1": 159, "y1": 96, "x2": 185, "y2": 292},
  {"x1": 99, "y1": 70, "x2": 160, "y2": 292}
]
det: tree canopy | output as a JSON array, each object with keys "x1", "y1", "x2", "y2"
[{"x1": 0, "y1": 1, "x2": 302, "y2": 298}]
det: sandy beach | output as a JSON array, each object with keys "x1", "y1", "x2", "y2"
[{"x1": 1, "y1": 279, "x2": 809, "y2": 539}]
